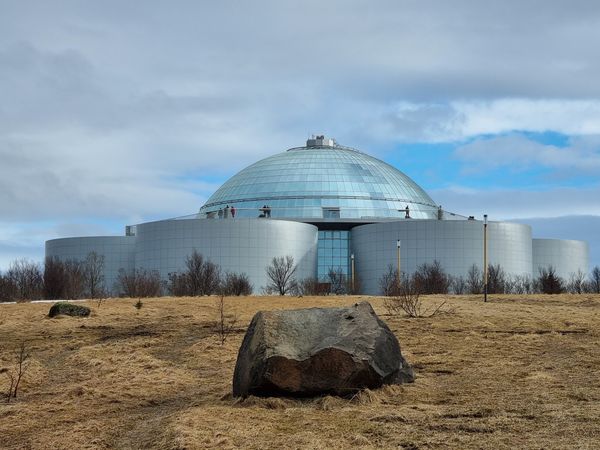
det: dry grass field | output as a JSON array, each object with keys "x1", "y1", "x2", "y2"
[{"x1": 1, "y1": 294, "x2": 599, "y2": 449}]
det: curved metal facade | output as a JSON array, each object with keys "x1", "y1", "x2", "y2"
[
  {"x1": 45, "y1": 236, "x2": 136, "y2": 293},
  {"x1": 352, "y1": 220, "x2": 533, "y2": 295},
  {"x1": 199, "y1": 145, "x2": 438, "y2": 220},
  {"x1": 135, "y1": 218, "x2": 318, "y2": 292},
  {"x1": 533, "y1": 239, "x2": 589, "y2": 279}
]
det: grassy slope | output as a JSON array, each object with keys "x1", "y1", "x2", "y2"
[{"x1": 0, "y1": 294, "x2": 599, "y2": 449}]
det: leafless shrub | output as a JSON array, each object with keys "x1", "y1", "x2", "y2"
[
  {"x1": 379, "y1": 264, "x2": 401, "y2": 296},
  {"x1": 567, "y1": 270, "x2": 587, "y2": 294},
  {"x1": 413, "y1": 260, "x2": 450, "y2": 294},
  {"x1": 63, "y1": 260, "x2": 86, "y2": 299},
  {"x1": 3, "y1": 341, "x2": 31, "y2": 403},
  {"x1": 6, "y1": 259, "x2": 44, "y2": 301},
  {"x1": 265, "y1": 256, "x2": 297, "y2": 296},
  {"x1": 510, "y1": 274, "x2": 534, "y2": 294},
  {"x1": 0, "y1": 271, "x2": 18, "y2": 302},
  {"x1": 220, "y1": 272, "x2": 253, "y2": 296},
  {"x1": 467, "y1": 264, "x2": 483, "y2": 294},
  {"x1": 83, "y1": 252, "x2": 106, "y2": 299},
  {"x1": 383, "y1": 276, "x2": 447, "y2": 318},
  {"x1": 115, "y1": 268, "x2": 163, "y2": 298},
  {"x1": 134, "y1": 298, "x2": 143, "y2": 310},
  {"x1": 297, "y1": 277, "x2": 330, "y2": 296},
  {"x1": 450, "y1": 275, "x2": 467, "y2": 294},
  {"x1": 327, "y1": 267, "x2": 347, "y2": 295},
  {"x1": 43, "y1": 256, "x2": 67, "y2": 300},
  {"x1": 215, "y1": 295, "x2": 237, "y2": 345},
  {"x1": 588, "y1": 266, "x2": 600, "y2": 294},
  {"x1": 487, "y1": 264, "x2": 507, "y2": 294},
  {"x1": 536, "y1": 266, "x2": 565, "y2": 294},
  {"x1": 167, "y1": 250, "x2": 221, "y2": 296}
]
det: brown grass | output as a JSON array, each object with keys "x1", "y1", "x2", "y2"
[{"x1": 1, "y1": 294, "x2": 599, "y2": 449}]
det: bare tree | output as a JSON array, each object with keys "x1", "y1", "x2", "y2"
[
  {"x1": 413, "y1": 260, "x2": 450, "y2": 294},
  {"x1": 221, "y1": 272, "x2": 253, "y2": 296},
  {"x1": 0, "y1": 271, "x2": 17, "y2": 302},
  {"x1": 83, "y1": 252, "x2": 106, "y2": 299},
  {"x1": 265, "y1": 256, "x2": 297, "y2": 295},
  {"x1": 466, "y1": 264, "x2": 483, "y2": 294},
  {"x1": 115, "y1": 268, "x2": 163, "y2": 298},
  {"x1": 487, "y1": 264, "x2": 507, "y2": 294},
  {"x1": 379, "y1": 264, "x2": 401, "y2": 296},
  {"x1": 214, "y1": 295, "x2": 237, "y2": 345},
  {"x1": 567, "y1": 270, "x2": 587, "y2": 294},
  {"x1": 327, "y1": 267, "x2": 347, "y2": 295},
  {"x1": 44, "y1": 256, "x2": 67, "y2": 300},
  {"x1": 297, "y1": 277, "x2": 330, "y2": 296},
  {"x1": 6, "y1": 259, "x2": 44, "y2": 301},
  {"x1": 63, "y1": 259, "x2": 86, "y2": 299},
  {"x1": 3, "y1": 341, "x2": 31, "y2": 403},
  {"x1": 167, "y1": 250, "x2": 221, "y2": 296},
  {"x1": 511, "y1": 274, "x2": 534, "y2": 294},
  {"x1": 450, "y1": 275, "x2": 467, "y2": 294},
  {"x1": 589, "y1": 266, "x2": 600, "y2": 294},
  {"x1": 537, "y1": 266, "x2": 565, "y2": 294}
]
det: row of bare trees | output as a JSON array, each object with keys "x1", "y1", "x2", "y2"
[
  {"x1": 0, "y1": 253, "x2": 106, "y2": 302},
  {"x1": 379, "y1": 261, "x2": 600, "y2": 296},
  {"x1": 166, "y1": 250, "x2": 252, "y2": 297}
]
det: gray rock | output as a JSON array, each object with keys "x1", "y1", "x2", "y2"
[
  {"x1": 48, "y1": 302, "x2": 91, "y2": 318},
  {"x1": 233, "y1": 301, "x2": 414, "y2": 397}
]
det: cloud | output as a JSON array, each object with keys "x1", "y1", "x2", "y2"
[
  {"x1": 452, "y1": 134, "x2": 600, "y2": 175},
  {"x1": 0, "y1": 1, "x2": 599, "y2": 267},
  {"x1": 430, "y1": 185, "x2": 600, "y2": 219}
]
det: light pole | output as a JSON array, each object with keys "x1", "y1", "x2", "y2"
[
  {"x1": 350, "y1": 253, "x2": 355, "y2": 293},
  {"x1": 396, "y1": 240, "x2": 401, "y2": 284},
  {"x1": 483, "y1": 214, "x2": 488, "y2": 303}
]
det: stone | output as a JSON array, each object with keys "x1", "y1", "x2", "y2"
[
  {"x1": 232, "y1": 301, "x2": 414, "y2": 397},
  {"x1": 48, "y1": 302, "x2": 91, "y2": 318}
]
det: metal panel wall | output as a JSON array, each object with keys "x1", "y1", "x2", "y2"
[
  {"x1": 45, "y1": 236, "x2": 136, "y2": 294},
  {"x1": 532, "y1": 239, "x2": 589, "y2": 280},
  {"x1": 351, "y1": 220, "x2": 533, "y2": 295},
  {"x1": 134, "y1": 218, "x2": 318, "y2": 293}
]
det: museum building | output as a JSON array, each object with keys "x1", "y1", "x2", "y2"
[{"x1": 46, "y1": 136, "x2": 589, "y2": 294}]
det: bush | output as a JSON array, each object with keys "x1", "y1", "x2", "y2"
[
  {"x1": 327, "y1": 267, "x2": 347, "y2": 295},
  {"x1": 588, "y1": 266, "x2": 600, "y2": 294},
  {"x1": 566, "y1": 270, "x2": 586, "y2": 294},
  {"x1": 6, "y1": 259, "x2": 44, "y2": 301},
  {"x1": 383, "y1": 274, "x2": 447, "y2": 318},
  {"x1": 0, "y1": 271, "x2": 18, "y2": 302},
  {"x1": 297, "y1": 277, "x2": 330, "y2": 296},
  {"x1": 487, "y1": 264, "x2": 507, "y2": 294},
  {"x1": 466, "y1": 264, "x2": 483, "y2": 294},
  {"x1": 167, "y1": 250, "x2": 221, "y2": 296},
  {"x1": 413, "y1": 260, "x2": 450, "y2": 294},
  {"x1": 115, "y1": 268, "x2": 163, "y2": 298},
  {"x1": 379, "y1": 264, "x2": 401, "y2": 296},
  {"x1": 221, "y1": 272, "x2": 253, "y2": 296},
  {"x1": 536, "y1": 266, "x2": 565, "y2": 294}
]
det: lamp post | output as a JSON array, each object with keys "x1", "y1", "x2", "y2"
[
  {"x1": 350, "y1": 253, "x2": 355, "y2": 293},
  {"x1": 483, "y1": 214, "x2": 488, "y2": 303},
  {"x1": 396, "y1": 240, "x2": 401, "y2": 284}
]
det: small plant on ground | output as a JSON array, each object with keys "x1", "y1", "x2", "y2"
[
  {"x1": 215, "y1": 295, "x2": 237, "y2": 345},
  {"x1": 3, "y1": 341, "x2": 31, "y2": 403},
  {"x1": 134, "y1": 298, "x2": 143, "y2": 310},
  {"x1": 384, "y1": 276, "x2": 448, "y2": 318}
]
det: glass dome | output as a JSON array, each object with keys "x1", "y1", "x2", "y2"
[{"x1": 199, "y1": 139, "x2": 438, "y2": 220}]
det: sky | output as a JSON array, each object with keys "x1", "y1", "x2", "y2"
[{"x1": 0, "y1": 0, "x2": 599, "y2": 270}]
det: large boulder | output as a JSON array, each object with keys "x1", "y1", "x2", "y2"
[
  {"x1": 48, "y1": 302, "x2": 91, "y2": 318},
  {"x1": 233, "y1": 301, "x2": 414, "y2": 397}
]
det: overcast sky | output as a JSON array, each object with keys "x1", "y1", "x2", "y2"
[{"x1": 1, "y1": 0, "x2": 599, "y2": 269}]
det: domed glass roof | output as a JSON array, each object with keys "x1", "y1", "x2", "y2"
[{"x1": 199, "y1": 139, "x2": 438, "y2": 220}]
